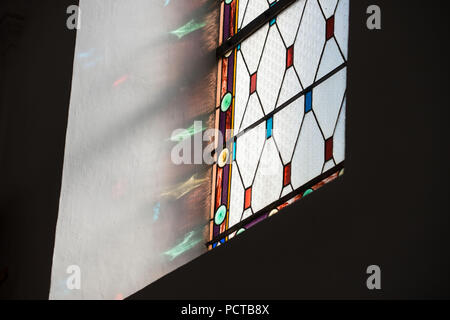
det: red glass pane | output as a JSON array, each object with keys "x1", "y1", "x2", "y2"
[
  {"x1": 250, "y1": 72, "x2": 257, "y2": 94},
  {"x1": 244, "y1": 187, "x2": 252, "y2": 210}
]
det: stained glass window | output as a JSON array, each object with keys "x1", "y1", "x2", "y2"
[{"x1": 209, "y1": 0, "x2": 349, "y2": 248}]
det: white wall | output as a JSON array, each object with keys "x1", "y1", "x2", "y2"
[{"x1": 50, "y1": 0, "x2": 213, "y2": 300}]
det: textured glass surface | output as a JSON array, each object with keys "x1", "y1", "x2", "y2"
[
  {"x1": 238, "y1": 0, "x2": 270, "y2": 30},
  {"x1": 211, "y1": 0, "x2": 349, "y2": 246}
]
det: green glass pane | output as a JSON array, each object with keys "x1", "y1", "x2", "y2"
[
  {"x1": 214, "y1": 205, "x2": 227, "y2": 225},
  {"x1": 221, "y1": 92, "x2": 232, "y2": 112}
]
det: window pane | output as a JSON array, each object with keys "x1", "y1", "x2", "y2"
[{"x1": 211, "y1": 0, "x2": 349, "y2": 246}]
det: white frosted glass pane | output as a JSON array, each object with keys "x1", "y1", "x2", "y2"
[
  {"x1": 238, "y1": 0, "x2": 250, "y2": 29},
  {"x1": 281, "y1": 185, "x2": 294, "y2": 197},
  {"x1": 323, "y1": 159, "x2": 336, "y2": 172},
  {"x1": 234, "y1": 50, "x2": 250, "y2": 133},
  {"x1": 291, "y1": 112, "x2": 325, "y2": 189},
  {"x1": 257, "y1": 26, "x2": 286, "y2": 114},
  {"x1": 228, "y1": 163, "x2": 245, "y2": 228},
  {"x1": 242, "y1": 208, "x2": 253, "y2": 220},
  {"x1": 277, "y1": 0, "x2": 306, "y2": 47},
  {"x1": 313, "y1": 67, "x2": 346, "y2": 139},
  {"x1": 316, "y1": 37, "x2": 344, "y2": 81},
  {"x1": 241, "y1": 0, "x2": 269, "y2": 29},
  {"x1": 333, "y1": 96, "x2": 346, "y2": 163},
  {"x1": 273, "y1": 96, "x2": 304, "y2": 164},
  {"x1": 276, "y1": 67, "x2": 303, "y2": 107},
  {"x1": 240, "y1": 24, "x2": 269, "y2": 74},
  {"x1": 235, "y1": 122, "x2": 266, "y2": 188},
  {"x1": 252, "y1": 138, "x2": 284, "y2": 212},
  {"x1": 318, "y1": 0, "x2": 338, "y2": 18},
  {"x1": 294, "y1": 0, "x2": 325, "y2": 88},
  {"x1": 335, "y1": 0, "x2": 349, "y2": 59},
  {"x1": 240, "y1": 94, "x2": 264, "y2": 133}
]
